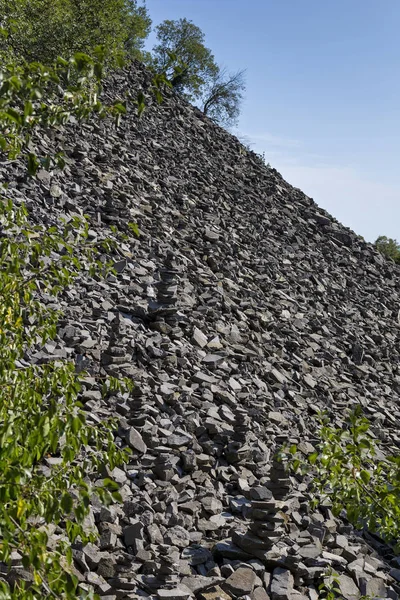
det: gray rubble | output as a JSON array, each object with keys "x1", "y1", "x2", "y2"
[{"x1": 2, "y1": 59, "x2": 400, "y2": 598}]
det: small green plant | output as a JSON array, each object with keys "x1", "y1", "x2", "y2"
[
  {"x1": 0, "y1": 200, "x2": 133, "y2": 598},
  {"x1": 279, "y1": 405, "x2": 400, "y2": 551},
  {"x1": 317, "y1": 570, "x2": 371, "y2": 600},
  {"x1": 318, "y1": 568, "x2": 341, "y2": 599}
]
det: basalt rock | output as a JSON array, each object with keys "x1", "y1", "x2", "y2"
[{"x1": 2, "y1": 59, "x2": 400, "y2": 598}]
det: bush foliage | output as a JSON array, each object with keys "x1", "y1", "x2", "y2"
[
  {"x1": 0, "y1": 0, "x2": 151, "y2": 66},
  {"x1": 280, "y1": 406, "x2": 400, "y2": 552},
  {"x1": 0, "y1": 46, "x2": 173, "y2": 175},
  {"x1": 0, "y1": 199, "x2": 134, "y2": 598},
  {"x1": 0, "y1": 16, "x2": 174, "y2": 596},
  {"x1": 375, "y1": 235, "x2": 400, "y2": 264}
]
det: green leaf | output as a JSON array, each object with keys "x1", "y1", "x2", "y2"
[
  {"x1": 308, "y1": 452, "x2": 318, "y2": 465},
  {"x1": 23, "y1": 101, "x2": 33, "y2": 119},
  {"x1": 61, "y1": 492, "x2": 73, "y2": 514},
  {"x1": 292, "y1": 459, "x2": 300, "y2": 472},
  {"x1": 136, "y1": 91, "x2": 146, "y2": 117},
  {"x1": 360, "y1": 470, "x2": 371, "y2": 484},
  {"x1": 113, "y1": 102, "x2": 127, "y2": 114},
  {"x1": 71, "y1": 415, "x2": 82, "y2": 434},
  {"x1": 27, "y1": 153, "x2": 40, "y2": 176},
  {"x1": 5, "y1": 107, "x2": 22, "y2": 125},
  {"x1": 102, "y1": 478, "x2": 119, "y2": 491},
  {"x1": 128, "y1": 221, "x2": 140, "y2": 238}
]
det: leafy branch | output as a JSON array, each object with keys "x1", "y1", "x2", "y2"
[
  {"x1": 278, "y1": 405, "x2": 400, "y2": 551},
  {"x1": 0, "y1": 201, "x2": 134, "y2": 598}
]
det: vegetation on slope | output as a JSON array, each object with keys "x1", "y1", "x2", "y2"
[
  {"x1": 0, "y1": 200, "x2": 134, "y2": 598},
  {"x1": 375, "y1": 235, "x2": 400, "y2": 264},
  {"x1": 0, "y1": 7, "x2": 163, "y2": 597},
  {"x1": 280, "y1": 406, "x2": 400, "y2": 553},
  {"x1": 147, "y1": 17, "x2": 246, "y2": 127}
]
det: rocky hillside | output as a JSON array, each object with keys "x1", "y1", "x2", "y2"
[{"x1": 2, "y1": 60, "x2": 400, "y2": 599}]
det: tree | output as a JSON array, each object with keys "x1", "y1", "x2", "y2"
[
  {"x1": 375, "y1": 236, "x2": 400, "y2": 263},
  {"x1": 148, "y1": 18, "x2": 219, "y2": 102},
  {"x1": 148, "y1": 18, "x2": 246, "y2": 127},
  {"x1": 201, "y1": 67, "x2": 246, "y2": 128},
  {"x1": 124, "y1": 2, "x2": 152, "y2": 60},
  {"x1": 0, "y1": 0, "x2": 151, "y2": 66}
]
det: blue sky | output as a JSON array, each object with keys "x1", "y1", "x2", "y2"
[{"x1": 144, "y1": 0, "x2": 400, "y2": 242}]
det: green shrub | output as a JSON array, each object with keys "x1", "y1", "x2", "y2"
[
  {"x1": 375, "y1": 236, "x2": 400, "y2": 263},
  {"x1": 0, "y1": 36, "x2": 173, "y2": 597},
  {"x1": 0, "y1": 48, "x2": 172, "y2": 175},
  {"x1": 0, "y1": 200, "x2": 134, "y2": 597},
  {"x1": 0, "y1": 49, "x2": 117, "y2": 174},
  {"x1": 279, "y1": 405, "x2": 400, "y2": 551}
]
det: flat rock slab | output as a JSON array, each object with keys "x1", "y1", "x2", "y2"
[
  {"x1": 223, "y1": 568, "x2": 257, "y2": 597},
  {"x1": 336, "y1": 575, "x2": 360, "y2": 600},
  {"x1": 199, "y1": 586, "x2": 232, "y2": 600},
  {"x1": 271, "y1": 568, "x2": 294, "y2": 600},
  {"x1": 158, "y1": 589, "x2": 192, "y2": 600}
]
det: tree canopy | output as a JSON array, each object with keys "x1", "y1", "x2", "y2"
[
  {"x1": 148, "y1": 18, "x2": 218, "y2": 102},
  {"x1": 0, "y1": 0, "x2": 151, "y2": 65},
  {"x1": 148, "y1": 17, "x2": 246, "y2": 128},
  {"x1": 201, "y1": 67, "x2": 246, "y2": 128}
]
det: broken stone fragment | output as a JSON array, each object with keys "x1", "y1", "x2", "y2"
[
  {"x1": 123, "y1": 520, "x2": 144, "y2": 547},
  {"x1": 157, "y1": 589, "x2": 192, "y2": 600},
  {"x1": 223, "y1": 567, "x2": 257, "y2": 598},
  {"x1": 124, "y1": 424, "x2": 146, "y2": 453},
  {"x1": 198, "y1": 586, "x2": 232, "y2": 600},
  {"x1": 271, "y1": 568, "x2": 294, "y2": 600},
  {"x1": 192, "y1": 327, "x2": 208, "y2": 348}
]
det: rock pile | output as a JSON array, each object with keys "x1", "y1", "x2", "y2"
[{"x1": 1, "y1": 60, "x2": 400, "y2": 598}]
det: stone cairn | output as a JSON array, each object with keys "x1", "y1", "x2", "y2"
[
  {"x1": 232, "y1": 485, "x2": 287, "y2": 560},
  {"x1": 150, "y1": 251, "x2": 180, "y2": 324},
  {"x1": 267, "y1": 457, "x2": 292, "y2": 501}
]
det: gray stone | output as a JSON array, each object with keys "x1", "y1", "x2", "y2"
[
  {"x1": 337, "y1": 575, "x2": 360, "y2": 600},
  {"x1": 223, "y1": 567, "x2": 257, "y2": 598},
  {"x1": 157, "y1": 589, "x2": 192, "y2": 600},
  {"x1": 181, "y1": 576, "x2": 225, "y2": 594},
  {"x1": 198, "y1": 586, "x2": 231, "y2": 600},
  {"x1": 250, "y1": 486, "x2": 273, "y2": 501},
  {"x1": 181, "y1": 546, "x2": 212, "y2": 566},
  {"x1": 192, "y1": 327, "x2": 208, "y2": 348},
  {"x1": 251, "y1": 588, "x2": 271, "y2": 600},
  {"x1": 271, "y1": 568, "x2": 294, "y2": 600},
  {"x1": 126, "y1": 427, "x2": 147, "y2": 453},
  {"x1": 123, "y1": 520, "x2": 144, "y2": 547}
]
